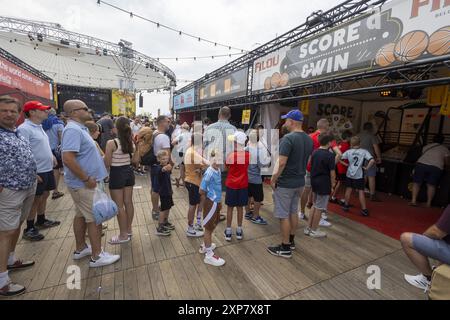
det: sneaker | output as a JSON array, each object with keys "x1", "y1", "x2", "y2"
[
  {"x1": 186, "y1": 229, "x2": 204, "y2": 237},
  {"x1": 156, "y1": 226, "x2": 171, "y2": 236},
  {"x1": 151, "y1": 211, "x2": 159, "y2": 221},
  {"x1": 329, "y1": 197, "x2": 339, "y2": 204},
  {"x1": 164, "y1": 222, "x2": 175, "y2": 230},
  {"x1": 250, "y1": 216, "x2": 268, "y2": 225},
  {"x1": 321, "y1": 211, "x2": 328, "y2": 220},
  {"x1": 22, "y1": 228, "x2": 44, "y2": 241},
  {"x1": 303, "y1": 227, "x2": 311, "y2": 235},
  {"x1": 361, "y1": 209, "x2": 369, "y2": 217},
  {"x1": 0, "y1": 281, "x2": 26, "y2": 297},
  {"x1": 73, "y1": 245, "x2": 92, "y2": 260},
  {"x1": 51, "y1": 192, "x2": 64, "y2": 200},
  {"x1": 236, "y1": 229, "x2": 244, "y2": 240},
  {"x1": 35, "y1": 219, "x2": 61, "y2": 229},
  {"x1": 89, "y1": 251, "x2": 120, "y2": 268},
  {"x1": 204, "y1": 254, "x2": 226, "y2": 267},
  {"x1": 267, "y1": 245, "x2": 292, "y2": 259},
  {"x1": 404, "y1": 274, "x2": 431, "y2": 291},
  {"x1": 342, "y1": 204, "x2": 350, "y2": 212},
  {"x1": 194, "y1": 223, "x2": 204, "y2": 232},
  {"x1": 7, "y1": 259, "x2": 35, "y2": 271},
  {"x1": 245, "y1": 212, "x2": 253, "y2": 220},
  {"x1": 199, "y1": 243, "x2": 217, "y2": 254},
  {"x1": 290, "y1": 241, "x2": 296, "y2": 250},
  {"x1": 319, "y1": 218, "x2": 332, "y2": 227},
  {"x1": 224, "y1": 230, "x2": 232, "y2": 242},
  {"x1": 308, "y1": 229, "x2": 327, "y2": 238}
]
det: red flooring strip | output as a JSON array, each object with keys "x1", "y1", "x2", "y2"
[{"x1": 329, "y1": 193, "x2": 443, "y2": 240}]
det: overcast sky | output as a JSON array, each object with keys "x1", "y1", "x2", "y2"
[{"x1": 0, "y1": 0, "x2": 342, "y2": 115}]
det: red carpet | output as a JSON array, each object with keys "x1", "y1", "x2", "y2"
[{"x1": 329, "y1": 193, "x2": 444, "y2": 240}]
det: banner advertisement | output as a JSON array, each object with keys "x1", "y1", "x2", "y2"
[
  {"x1": 112, "y1": 89, "x2": 136, "y2": 116},
  {"x1": 174, "y1": 88, "x2": 195, "y2": 111},
  {"x1": 199, "y1": 68, "x2": 248, "y2": 103},
  {"x1": 308, "y1": 98, "x2": 362, "y2": 139},
  {"x1": 242, "y1": 109, "x2": 251, "y2": 124},
  {"x1": 252, "y1": 0, "x2": 450, "y2": 93},
  {"x1": 0, "y1": 56, "x2": 52, "y2": 99}
]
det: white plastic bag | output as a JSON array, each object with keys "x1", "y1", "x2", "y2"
[{"x1": 92, "y1": 183, "x2": 118, "y2": 225}]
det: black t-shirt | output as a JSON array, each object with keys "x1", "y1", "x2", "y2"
[
  {"x1": 311, "y1": 148, "x2": 335, "y2": 195},
  {"x1": 154, "y1": 165, "x2": 173, "y2": 197}
]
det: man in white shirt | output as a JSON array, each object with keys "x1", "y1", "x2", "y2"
[
  {"x1": 411, "y1": 134, "x2": 450, "y2": 207},
  {"x1": 150, "y1": 115, "x2": 172, "y2": 220},
  {"x1": 130, "y1": 117, "x2": 142, "y2": 137}
]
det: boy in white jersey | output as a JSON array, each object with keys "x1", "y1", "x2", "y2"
[
  {"x1": 339, "y1": 136, "x2": 375, "y2": 217},
  {"x1": 199, "y1": 151, "x2": 225, "y2": 267}
]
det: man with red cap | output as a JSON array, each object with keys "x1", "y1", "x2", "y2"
[{"x1": 18, "y1": 101, "x2": 61, "y2": 242}]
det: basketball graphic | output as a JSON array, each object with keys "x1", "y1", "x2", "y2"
[
  {"x1": 428, "y1": 26, "x2": 450, "y2": 56},
  {"x1": 394, "y1": 30, "x2": 429, "y2": 62},
  {"x1": 264, "y1": 77, "x2": 272, "y2": 90},
  {"x1": 280, "y1": 73, "x2": 289, "y2": 87},
  {"x1": 271, "y1": 72, "x2": 281, "y2": 89},
  {"x1": 375, "y1": 43, "x2": 396, "y2": 67}
]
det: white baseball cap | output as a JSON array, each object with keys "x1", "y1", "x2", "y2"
[{"x1": 227, "y1": 131, "x2": 247, "y2": 145}]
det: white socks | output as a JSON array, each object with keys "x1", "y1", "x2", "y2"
[
  {"x1": 205, "y1": 246, "x2": 214, "y2": 257},
  {"x1": 196, "y1": 211, "x2": 202, "y2": 225},
  {"x1": 8, "y1": 252, "x2": 16, "y2": 266},
  {"x1": 0, "y1": 271, "x2": 9, "y2": 288}
]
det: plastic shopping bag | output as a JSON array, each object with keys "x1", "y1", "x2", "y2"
[{"x1": 92, "y1": 183, "x2": 118, "y2": 225}]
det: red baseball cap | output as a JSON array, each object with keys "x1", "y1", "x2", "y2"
[{"x1": 23, "y1": 101, "x2": 51, "y2": 112}]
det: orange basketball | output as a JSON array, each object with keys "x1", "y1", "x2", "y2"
[
  {"x1": 264, "y1": 77, "x2": 272, "y2": 90},
  {"x1": 428, "y1": 26, "x2": 450, "y2": 56},
  {"x1": 271, "y1": 72, "x2": 281, "y2": 89},
  {"x1": 280, "y1": 73, "x2": 289, "y2": 87},
  {"x1": 375, "y1": 43, "x2": 396, "y2": 67},
  {"x1": 394, "y1": 31, "x2": 429, "y2": 62}
]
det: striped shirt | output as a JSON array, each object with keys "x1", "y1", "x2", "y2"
[
  {"x1": 111, "y1": 139, "x2": 134, "y2": 167},
  {"x1": 204, "y1": 120, "x2": 236, "y2": 165}
]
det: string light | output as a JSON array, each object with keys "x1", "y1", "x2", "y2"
[{"x1": 96, "y1": 0, "x2": 248, "y2": 53}]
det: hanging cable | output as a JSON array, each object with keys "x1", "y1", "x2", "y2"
[{"x1": 96, "y1": 0, "x2": 248, "y2": 53}]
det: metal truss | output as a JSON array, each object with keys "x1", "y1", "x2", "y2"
[
  {"x1": 0, "y1": 47, "x2": 53, "y2": 82},
  {"x1": 180, "y1": 56, "x2": 450, "y2": 113},
  {"x1": 0, "y1": 16, "x2": 176, "y2": 84},
  {"x1": 175, "y1": 0, "x2": 387, "y2": 95}
]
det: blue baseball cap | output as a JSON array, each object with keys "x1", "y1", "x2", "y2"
[{"x1": 281, "y1": 109, "x2": 304, "y2": 122}]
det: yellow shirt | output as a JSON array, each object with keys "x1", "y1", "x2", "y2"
[{"x1": 184, "y1": 147, "x2": 206, "y2": 186}]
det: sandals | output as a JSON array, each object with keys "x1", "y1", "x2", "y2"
[
  {"x1": 108, "y1": 235, "x2": 131, "y2": 245},
  {"x1": 51, "y1": 191, "x2": 64, "y2": 200}
]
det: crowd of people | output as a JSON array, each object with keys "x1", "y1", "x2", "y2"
[{"x1": 1, "y1": 95, "x2": 449, "y2": 298}]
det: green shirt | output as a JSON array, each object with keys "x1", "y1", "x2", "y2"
[{"x1": 277, "y1": 131, "x2": 313, "y2": 188}]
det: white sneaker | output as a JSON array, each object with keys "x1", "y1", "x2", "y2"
[
  {"x1": 321, "y1": 211, "x2": 328, "y2": 220},
  {"x1": 404, "y1": 274, "x2": 431, "y2": 291},
  {"x1": 303, "y1": 227, "x2": 311, "y2": 235},
  {"x1": 204, "y1": 254, "x2": 225, "y2": 267},
  {"x1": 299, "y1": 212, "x2": 306, "y2": 220},
  {"x1": 73, "y1": 245, "x2": 92, "y2": 260},
  {"x1": 308, "y1": 229, "x2": 327, "y2": 238},
  {"x1": 186, "y1": 229, "x2": 204, "y2": 237},
  {"x1": 319, "y1": 218, "x2": 332, "y2": 227},
  {"x1": 89, "y1": 251, "x2": 120, "y2": 268},
  {"x1": 199, "y1": 243, "x2": 217, "y2": 254}
]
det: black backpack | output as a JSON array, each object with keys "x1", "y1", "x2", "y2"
[{"x1": 141, "y1": 132, "x2": 161, "y2": 166}]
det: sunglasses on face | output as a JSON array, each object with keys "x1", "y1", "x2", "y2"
[{"x1": 72, "y1": 107, "x2": 89, "y2": 113}]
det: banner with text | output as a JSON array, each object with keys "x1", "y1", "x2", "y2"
[
  {"x1": 252, "y1": 0, "x2": 450, "y2": 93},
  {"x1": 174, "y1": 88, "x2": 195, "y2": 111},
  {"x1": 0, "y1": 56, "x2": 52, "y2": 99},
  {"x1": 199, "y1": 68, "x2": 248, "y2": 103}
]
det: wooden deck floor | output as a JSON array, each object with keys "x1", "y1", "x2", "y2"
[{"x1": 8, "y1": 173, "x2": 426, "y2": 300}]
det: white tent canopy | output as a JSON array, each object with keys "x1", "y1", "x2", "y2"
[{"x1": 0, "y1": 16, "x2": 175, "y2": 91}]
